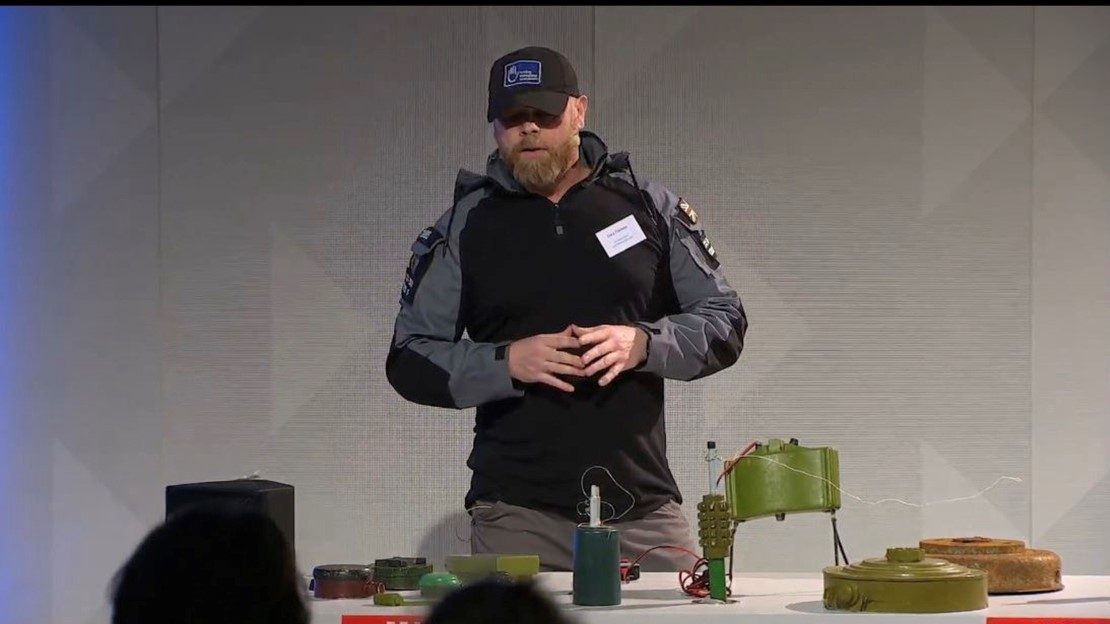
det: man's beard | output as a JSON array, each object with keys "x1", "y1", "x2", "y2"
[{"x1": 505, "y1": 134, "x2": 579, "y2": 192}]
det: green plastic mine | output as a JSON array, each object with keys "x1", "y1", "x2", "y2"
[
  {"x1": 444, "y1": 554, "x2": 540, "y2": 584},
  {"x1": 725, "y1": 438, "x2": 841, "y2": 522},
  {"x1": 372, "y1": 557, "x2": 434, "y2": 590},
  {"x1": 373, "y1": 593, "x2": 405, "y2": 607},
  {"x1": 419, "y1": 572, "x2": 461, "y2": 599},
  {"x1": 823, "y1": 547, "x2": 988, "y2": 613}
]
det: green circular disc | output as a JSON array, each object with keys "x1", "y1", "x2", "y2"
[{"x1": 823, "y1": 547, "x2": 988, "y2": 613}]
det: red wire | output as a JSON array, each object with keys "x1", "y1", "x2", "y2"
[
  {"x1": 624, "y1": 545, "x2": 731, "y2": 598},
  {"x1": 717, "y1": 441, "x2": 758, "y2": 487},
  {"x1": 620, "y1": 440, "x2": 758, "y2": 599}
]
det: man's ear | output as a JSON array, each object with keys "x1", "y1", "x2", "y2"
[{"x1": 575, "y1": 95, "x2": 589, "y2": 129}]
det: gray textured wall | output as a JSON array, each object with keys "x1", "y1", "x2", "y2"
[{"x1": 3, "y1": 6, "x2": 1108, "y2": 624}]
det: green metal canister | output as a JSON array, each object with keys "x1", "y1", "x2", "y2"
[
  {"x1": 572, "y1": 526, "x2": 621, "y2": 606},
  {"x1": 372, "y1": 557, "x2": 433, "y2": 590}
]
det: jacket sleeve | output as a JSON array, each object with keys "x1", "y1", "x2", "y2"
[
  {"x1": 385, "y1": 199, "x2": 525, "y2": 409},
  {"x1": 633, "y1": 181, "x2": 748, "y2": 381}
]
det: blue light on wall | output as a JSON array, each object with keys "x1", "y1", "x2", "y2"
[
  {"x1": 0, "y1": 5, "x2": 17, "y2": 471},
  {"x1": 1, "y1": 5, "x2": 25, "y2": 618}
]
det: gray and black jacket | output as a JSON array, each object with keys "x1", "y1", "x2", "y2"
[{"x1": 387, "y1": 131, "x2": 747, "y2": 522}]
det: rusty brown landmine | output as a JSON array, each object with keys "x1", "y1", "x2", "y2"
[{"x1": 919, "y1": 537, "x2": 1063, "y2": 595}]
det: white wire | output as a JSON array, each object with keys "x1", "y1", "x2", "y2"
[
  {"x1": 577, "y1": 500, "x2": 617, "y2": 521},
  {"x1": 737, "y1": 454, "x2": 1023, "y2": 508},
  {"x1": 579, "y1": 465, "x2": 636, "y2": 522}
]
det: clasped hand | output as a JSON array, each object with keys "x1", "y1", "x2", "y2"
[{"x1": 506, "y1": 324, "x2": 648, "y2": 392}]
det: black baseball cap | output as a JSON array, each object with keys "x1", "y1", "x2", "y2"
[{"x1": 487, "y1": 46, "x2": 581, "y2": 123}]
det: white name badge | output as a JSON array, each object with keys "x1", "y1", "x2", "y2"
[{"x1": 595, "y1": 215, "x2": 647, "y2": 258}]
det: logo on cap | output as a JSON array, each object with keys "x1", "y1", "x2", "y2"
[{"x1": 504, "y1": 60, "x2": 542, "y2": 88}]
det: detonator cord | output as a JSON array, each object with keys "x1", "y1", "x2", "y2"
[
  {"x1": 577, "y1": 465, "x2": 636, "y2": 523},
  {"x1": 574, "y1": 466, "x2": 720, "y2": 598},
  {"x1": 624, "y1": 544, "x2": 728, "y2": 599},
  {"x1": 722, "y1": 453, "x2": 1023, "y2": 509},
  {"x1": 716, "y1": 444, "x2": 1020, "y2": 567}
]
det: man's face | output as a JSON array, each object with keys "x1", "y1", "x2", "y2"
[{"x1": 493, "y1": 95, "x2": 588, "y2": 193}]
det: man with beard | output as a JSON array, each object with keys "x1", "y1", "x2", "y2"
[{"x1": 386, "y1": 46, "x2": 747, "y2": 572}]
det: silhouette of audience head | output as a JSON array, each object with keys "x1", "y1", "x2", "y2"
[
  {"x1": 109, "y1": 501, "x2": 308, "y2": 624},
  {"x1": 424, "y1": 577, "x2": 572, "y2": 624}
]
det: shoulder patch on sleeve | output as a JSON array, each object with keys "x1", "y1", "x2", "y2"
[
  {"x1": 400, "y1": 226, "x2": 444, "y2": 305},
  {"x1": 672, "y1": 197, "x2": 721, "y2": 272},
  {"x1": 416, "y1": 226, "x2": 442, "y2": 246},
  {"x1": 677, "y1": 198, "x2": 699, "y2": 226},
  {"x1": 699, "y1": 232, "x2": 720, "y2": 268}
]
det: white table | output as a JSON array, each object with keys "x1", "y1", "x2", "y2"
[{"x1": 307, "y1": 572, "x2": 1110, "y2": 624}]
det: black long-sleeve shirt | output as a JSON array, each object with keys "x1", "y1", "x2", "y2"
[{"x1": 386, "y1": 131, "x2": 748, "y2": 522}]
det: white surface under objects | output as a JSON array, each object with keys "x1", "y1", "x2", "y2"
[{"x1": 305, "y1": 572, "x2": 1110, "y2": 624}]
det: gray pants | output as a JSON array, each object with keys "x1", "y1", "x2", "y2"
[{"x1": 469, "y1": 499, "x2": 701, "y2": 572}]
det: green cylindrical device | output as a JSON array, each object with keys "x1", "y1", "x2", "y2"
[
  {"x1": 572, "y1": 526, "x2": 622, "y2": 606},
  {"x1": 708, "y1": 558, "x2": 728, "y2": 601}
]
